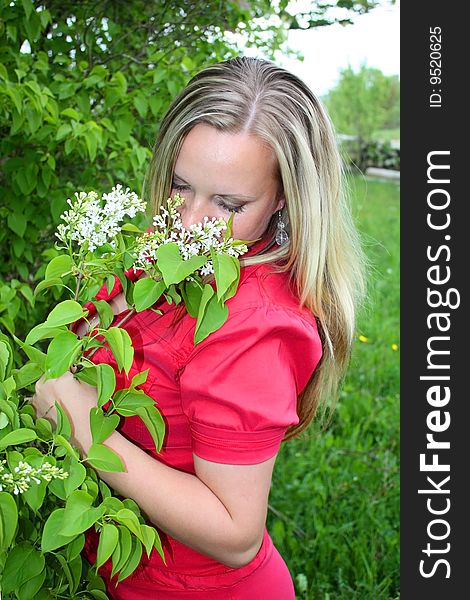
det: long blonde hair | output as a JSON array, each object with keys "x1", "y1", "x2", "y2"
[{"x1": 144, "y1": 56, "x2": 366, "y2": 438}]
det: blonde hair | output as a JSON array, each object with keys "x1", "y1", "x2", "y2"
[{"x1": 144, "y1": 56, "x2": 366, "y2": 438}]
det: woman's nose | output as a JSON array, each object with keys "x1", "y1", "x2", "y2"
[{"x1": 178, "y1": 198, "x2": 211, "y2": 229}]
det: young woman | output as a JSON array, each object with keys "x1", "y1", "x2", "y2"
[{"x1": 33, "y1": 56, "x2": 365, "y2": 598}]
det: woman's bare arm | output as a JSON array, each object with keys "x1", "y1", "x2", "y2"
[
  {"x1": 95, "y1": 434, "x2": 275, "y2": 568},
  {"x1": 33, "y1": 354, "x2": 274, "y2": 569}
]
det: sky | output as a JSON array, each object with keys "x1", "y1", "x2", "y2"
[{"x1": 275, "y1": 0, "x2": 400, "y2": 97}]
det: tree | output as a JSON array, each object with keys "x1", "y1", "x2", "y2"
[
  {"x1": 324, "y1": 63, "x2": 399, "y2": 170},
  {"x1": 325, "y1": 63, "x2": 399, "y2": 139}
]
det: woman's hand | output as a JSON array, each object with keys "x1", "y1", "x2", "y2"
[{"x1": 32, "y1": 371, "x2": 98, "y2": 455}]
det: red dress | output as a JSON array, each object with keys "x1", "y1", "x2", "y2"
[{"x1": 79, "y1": 242, "x2": 323, "y2": 599}]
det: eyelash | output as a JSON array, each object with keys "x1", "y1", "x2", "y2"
[{"x1": 171, "y1": 183, "x2": 246, "y2": 214}]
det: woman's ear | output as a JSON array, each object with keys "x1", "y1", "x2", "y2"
[{"x1": 275, "y1": 193, "x2": 286, "y2": 213}]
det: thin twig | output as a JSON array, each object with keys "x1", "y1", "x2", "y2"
[{"x1": 74, "y1": 256, "x2": 86, "y2": 301}]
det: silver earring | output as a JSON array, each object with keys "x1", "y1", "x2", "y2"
[{"x1": 275, "y1": 210, "x2": 289, "y2": 246}]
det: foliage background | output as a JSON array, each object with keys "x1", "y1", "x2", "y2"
[{"x1": 1, "y1": 1, "x2": 399, "y2": 598}]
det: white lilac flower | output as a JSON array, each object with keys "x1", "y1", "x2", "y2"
[
  {"x1": 56, "y1": 184, "x2": 146, "y2": 251},
  {"x1": 132, "y1": 194, "x2": 248, "y2": 274},
  {"x1": 0, "y1": 459, "x2": 68, "y2": 494}
]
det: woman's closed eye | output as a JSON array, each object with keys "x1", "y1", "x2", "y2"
[
  {"x1": 215, "y1": 199, "x2": 246, "y2": 214},
  {"x1": 172, "y1": 183, "x2": 191, "y2": 192},
  {"x1": 171, "y1": 181, "x2": 247, "y2": 214}
]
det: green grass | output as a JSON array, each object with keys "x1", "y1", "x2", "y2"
[{"x1": 267, "y1": 175, "x2": 400, "y2": 599}]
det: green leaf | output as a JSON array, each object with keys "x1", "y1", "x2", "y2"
[
  {"x1": 55, "y1": 403, "x2": 72, "y2": 438},
  {"x1": 75, "y1": 364, "x2": 98, "y2": 386},
  {"x1": 41, "y1": 165, "x2": 52, "y2": 189},
  {"x1": 18, "y1": 283, "x2": 35, "y2": 307},
  {"x1": 70, "y1": 550, "x2": 84, "y2": 593},
  {"x1": 7, "y1": 211, "x2": 27, "y2": 237},
  {"x1": 140, "y1": 524, "x2": 157, "y2": 558},
  {"x1": 0, "y1": 334, "x2": 13, "y2": 375},
  {"x1": 23, "y1": 476, "x2": 47, "y2": 513},
  {"x1": 0, "y1": 428, "x2": 37, "y2": 449},
  {"x1": 87, "y1": 443, "x2": 125, "y2": 472},
  {"x1": 96, "y1": 363, "x2": 116, "y2": 408},
  {"x1": 181, "y1": 279, "x2": 203, "y2": 318},
  {"x1": 41, "y1": 508, "x2": 78, "y2": 552},
  {"x1": 111, "y1": 525, "x2": 132, "y2": 578},
  {"x1": 114, "y1": 508, "x2": 143, "y2": 540},
  {"x1": 115, "y1": 115, "x2": 134, "y2": 142},
  {"x1": 152, "y1": 529, "x2": 165, "y2": 562},
  {"x1": 54, "y1": 434, "x2": 78, "y2": 460},
  {"x1": 66, "y1": 533, "x2": 86, "y2": 562},
  {"x1": 0, "y1": 340, "x2": 10, "y2": 381},
  {"x1": 44, "y1": 254, "x2": 73, "y2": 280},
  {"x1": 103, "y1": 327, "x2": 134, "y2": 375},
  {"x1": 106, "y1": 274, "x2": 117, "y2": 295},
  {"x1": 33, "y1": 277, "x2": 64, "y2": 297},
  {"x1": 13, "y1": 361, "x2": 42, "y2": 389},
  {"x1": 63, "y1": 457, "x2": 87, "y2": 497},
  {"x1": 133, "y1": 93, "x2": 148, "y2": 118},
  {"x1": 0, "y1": 376, "x2": 16, "y2": 401},
  {"x1": 92, "y1": 299, "x2": 115, "y2": 329},
  {"x1": 20, "y1": 411, "x2": 35, "y2": 429},
  {"x1": 89, "y1": 590, "x2": 109, "y2": 600},
  {"x1": 135, "y1": 405, "x2": 165, "y2": 453},
  {"x1": 96, "y1": 523, "x2": 119, "y2": 568},
  {"x1": 85, "y1": 131, "x2": 98, "y2": 161},
  {"x1": 54, "y1": 552, "x2": 78, "y2": 595},
  {"x1": 62, "y1": 490, "x2": 105, "y2": 536},
  {"x1": 24, "y1": 322, "x2": 67, "y2": 346},
  {"x1": 194, "y1": 285, "x2": 229, "y2": 344},
  {"x1": 121, "y1": 223, "x2": 142, "y2": 233},
  {"x1": 0, "y1": 412, "x2": 9, "y2": 428},
  {"x1": 55, "y1": 123, "x2": 72, "y2": 140},
  {"x1": 46, "y1": 299, "x2": 88, "y2": 326},
  {"x1": 13, "y1": 334, "x2": 46, "y2": 368},
  {"x1": 165, "y1": 284, "x2": 182, "y2": 305},
  {"x1": 35, "y1": 417, "x2": 53, "y2": 440},
  {"x1": 11, "y1": 107, "x2": 25, "y2": 134},
  {"x1": 17, "y1": 567, "x2": 46, "y2": 599},
  {"x1": 0, "y1": 398, "x2": 15, "y2": 424},
  {"x1": 212, "y1": 252, "x2": 240, "y2": 301},
  {"x1": 1, "y1": 541, "x2": 45, "y2": 594},
  {"x1": 156, "y1": 243, "x2": 207, "y2": 286},
  {"x1": 115, "y1": 269, "x2": 128, "y2": 296},
  {"x1": 5, "y1": 85, "x2": 22, "y2": 112},
  {"x1": 44, "y1": 330, "x2": 83, "y2": 379},
  {"x1": 0, "y1": 491, "x2": 18, "y2": 549},
  {"x1": 117, "y1": 537, "x2": 143, "y2": 582},
  {"x1": 114, "y1": 390, "x2": 155, "y2": 417},
  {"x1": 133, "y1": 278, "x2": 166, "y2": 312},
  {"x1": 130, "y1": 368, "x2": 149, "y2": 389},
  {"x1": 16, "y1": 162, "x2": 38, "y2": 194},
  {"x1": 21, "y1": 0, "x2": 34, "y2": 19},
  {"x1": 61, "y1": 107, "x2": 81, "y2": 120},
  {"x1": 102, "y1": 496, "x2": 124, "y2": 515},
  {"x1": 90, "y1": 408, "x2": 120, "y2": 444},
  {"x1": 121, "y1": 497, "x2": 141, "y2": 517}
]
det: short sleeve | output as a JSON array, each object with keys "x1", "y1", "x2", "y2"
[{"x1": 179, "y1": 305, "x2": 322, "y2": 465}]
